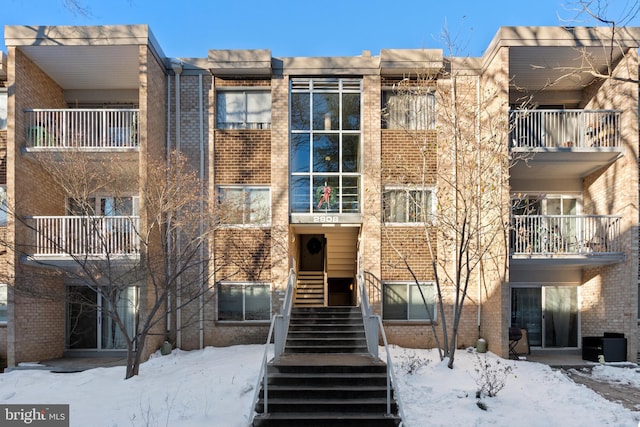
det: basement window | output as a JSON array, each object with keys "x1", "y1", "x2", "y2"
[
  {"x1": 383, "y1": 282, "x2": 436, "y2": 321},
  {"x1": 217, "y1": 282, "x2": 271, "y2": 322}
]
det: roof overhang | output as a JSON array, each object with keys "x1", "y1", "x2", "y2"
[
  {"x1": 4, "y1": 25, "x2": 167, "y2": 90},
  {"x1": 482, "y1": 26, "x2": 640, "y2": 97},
  {"x1": 380, "y1": 49, "x2": 444, "y2": 76},
  {"x1": 208, "y1": 49, "x2": 273, "y2": 76}
]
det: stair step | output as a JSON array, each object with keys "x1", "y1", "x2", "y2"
[
  {"x1": 252, "y1": 412, "x2": 401, "y2": 427},
  {"x1": 256, "y1": 398, "x2": 398, "y2": 413},
  {"x1": 259, "y1": 385, "x2": 392, "y2": 399}
]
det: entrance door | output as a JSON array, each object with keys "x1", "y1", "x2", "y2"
[
  {"x1": 66, "y1": 285, "x2": 137, "y2": 351},
  {"x1": 511, "y1": 286, "x2": 579, "y2": 348}
]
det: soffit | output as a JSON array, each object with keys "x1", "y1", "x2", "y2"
[
  {"x1": 18, "y1": 44, "x2": 140, "y2": 90},
  {"x1": 509, "y1": 45, "x2": 623, "y2": 92}
]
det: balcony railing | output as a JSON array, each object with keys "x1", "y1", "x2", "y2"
[
  {"x1": 31, "y1": 216, "x2": 140, "y2": 257},
  {"x1": 511, "y1": 215, "x2": 621, "y2": 256},
  {"x1": 25, "y1": 109, "x2": 139, "y2": 149},
  {"x1": 509, "y1": 110, "x2": 621, "y2": 149}
]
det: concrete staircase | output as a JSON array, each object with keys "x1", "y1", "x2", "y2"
[
  {"x1": 252, "y1": 307, "x2": 402, "y2": 427},
  {"x1": 294, "y1": 271, "x2": 325, "y2": 306}
]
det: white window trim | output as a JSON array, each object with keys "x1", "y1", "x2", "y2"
[
  {"x1": 0, "y1": 88, "x2": 7, "y2": 131},
  {"x1": 216, "y1": 281, "x2": 272, "y2": 323},
  {"x1": 216, "y1": 88, "x2": 272, "y2": 130},
  {"x1": 382, "y1": 281, "x2": 437, "y2": 323},
  {"x1": 383, "y1": 185, "x2": 436, "y2": 226},
  {"x1": 216, "y1": 185, "x2": 271, "y2": 228},
  {"x1": 511, "y1": 192, "x2": 582, "y2": 215}
]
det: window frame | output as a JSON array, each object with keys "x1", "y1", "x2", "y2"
[
  {"x1": 382, "y1": 186, "x2": 435, "y2": 225},
  {"x1": 216, "y1": 185, "x2": 271, "y2": 227},
  {"x1": 382, "y1": 281, "x2": 436, "y2": 322},
  {"x1": 289, "y1": 78, "x2": 363, "y2": 215},
  {"x1": 216, "y1": 282, "x2": 272, "y2": 322},
  {"x1": 216, "y1": 88, "x2": 272, "y2": 130}
]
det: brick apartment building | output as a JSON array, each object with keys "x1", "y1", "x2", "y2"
[{"x1": 0, "y1": 24, "x2": 638, "y2": 369}]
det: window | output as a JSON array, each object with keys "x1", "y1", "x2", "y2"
[
  {"x1": 383, "y1": 282, "x2": 435, "y2": 321},
  {"x1": 217, "y1": 186, "x2": 270, "y2": 226},
  {"x1": 0, "y1": 88, "x2": 7, "y2": 130},
  {"x1": 0, "y1": 284, "x2": 6, "y2": 322},
  {"x1": 383, "y1": 90, "x2": 436, "y2": 130},
  {"x1": 67, "y1": 196, "x2": 138, "y2": 216},
  {"x1": 216, "y1": 90, "x2": 271, "y2": 129},
  {"x1": 290, "y1": 78, "x2": 362, "y2": 214},
  {"x1": 217, "y1": 282, "x2": 271, "y2": 321},
  {"x1": 383, "y1": 187, "x2": 434, "y2": 224}
]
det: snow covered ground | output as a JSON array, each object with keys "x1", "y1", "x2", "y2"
[{"x1": 0, "y1": 345, "x2": 638, "y2": 427}]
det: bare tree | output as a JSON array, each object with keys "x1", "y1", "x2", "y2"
[
  {"x1": 379, "y1": 33, "x2": 513, "y2": 368},
  {"x1": 5, "y1": 150, "x2": 213, "y2": 379}
]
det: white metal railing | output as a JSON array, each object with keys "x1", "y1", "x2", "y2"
[
  {"x1": 509, "y1": 109, "x2": 621, "y2": 149},
  {"x1": 31, "y1": 216, "x2": 140, "y2": 256},
  {"x1": 358, "y1": 271, "x2": 406, "y2": 422},
  {"x1": 248, "y1": 266, "x2": 296, "y2": 424},
  {"x1": 25, "y1": 109, "x2": 139, "y2": 149},
  {"x1": 511, "y1": 215, "x2": 621, "y2": 255}
]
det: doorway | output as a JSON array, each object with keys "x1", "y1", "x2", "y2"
[
  {"x1": 511, "y1": 286, "x2": 579, "y2": 348},
  {"x1": 66, "y1": 285, "x2": 137, "y2": 351}
]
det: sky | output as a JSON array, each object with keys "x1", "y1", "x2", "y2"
[
  {"x1": 0, "y1": 345, "x2": 638, "y2": 426},
  {"x1": 1, "y1": 0, "x2": 639, "y2": 59}
]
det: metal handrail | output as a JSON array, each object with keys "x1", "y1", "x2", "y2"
[
  {"x1": 358, "y1": 271, "x2": 406, "y2": 423},
  {"x1": 247, "y1": 266, "x2": 296, "y2": 425}
]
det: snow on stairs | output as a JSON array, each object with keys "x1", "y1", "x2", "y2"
[{"x1": 252, "y1": 307, "x2": 402, "y2": 427}]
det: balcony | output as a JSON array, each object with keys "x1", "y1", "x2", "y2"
[
  {"x1": 509, "y1": 110, "x2": 623, "y2": 180},
  {"x1": 28, "y1": 216, "x2": 140, "y2": 261},
  {"x1": 511, "y1": 215, "x2": 624, "y2": 266},
  {"x1": 24, "y1": 109, "x2": 139, "y2": 150}
]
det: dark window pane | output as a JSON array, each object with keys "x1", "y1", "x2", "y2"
[
  {"x1": 383, "y1": 284, "x2": 408, "y2": 320},
  {"x1": 313, "y1": 93, "x2": 340, "y2": 130},
  {"x1": 342, "y1": 93, "x2": 360, "y2": 130},
  {"x1": 245, "y1": 285, "x2": 271, "y2": 320},
  {"x1": 291, "y1": 93, "x2": 310, "y2": 130},
  {"x1": 342, "y1": 135, "x2": 360, "y2": 172},
  {"x1": 291, "y1": 176, "x2": 311, "y2": 213},
  {"x1": 291, "y1": 134, "x2": 310, "y2": 173},
  {"x1": 313, "y1": 134, "x2": 339, "y2": 172},
  {"x1": 218, "y1": 285, "x2": 243, "y2": 321}
]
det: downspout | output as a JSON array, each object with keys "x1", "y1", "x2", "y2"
[
  {"x1": 170, "y1": 58, "x2": 183, "y2": 348},
  {"x1": 166, "y1": 73, "x2": 172, "y2": 339},
  {"x1": 198, "y1": 73, "x2": 205, "y2": 349},
  {"x1": 476, "y1": 75, "x2": 482, "y2": 337}
]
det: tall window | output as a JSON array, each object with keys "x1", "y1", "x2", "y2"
[
  {"x1": 216, "y1": 90, "x2": 271, "y2": 129},
  {"x1": 383, "y1": 90, "x2": 436, "y2": 130},
  {"x1": 383, "y1": 282, "x2": 435, "y2": 321},
  {"x1": 217, "y1": 186, "x2": 270, "y2": 226},
  {"x1": 217, "y1": 282, "x2": 271, "y2": 321},
  {"x1": 383, "y1": 187, "x2": 434, "y2": 224},
  {"x1": 290, "y1": 78, "x2": 362, "y2": 214},
  {"x1": 0, "y1": 186, "x2": 6, "y2": 226}
]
